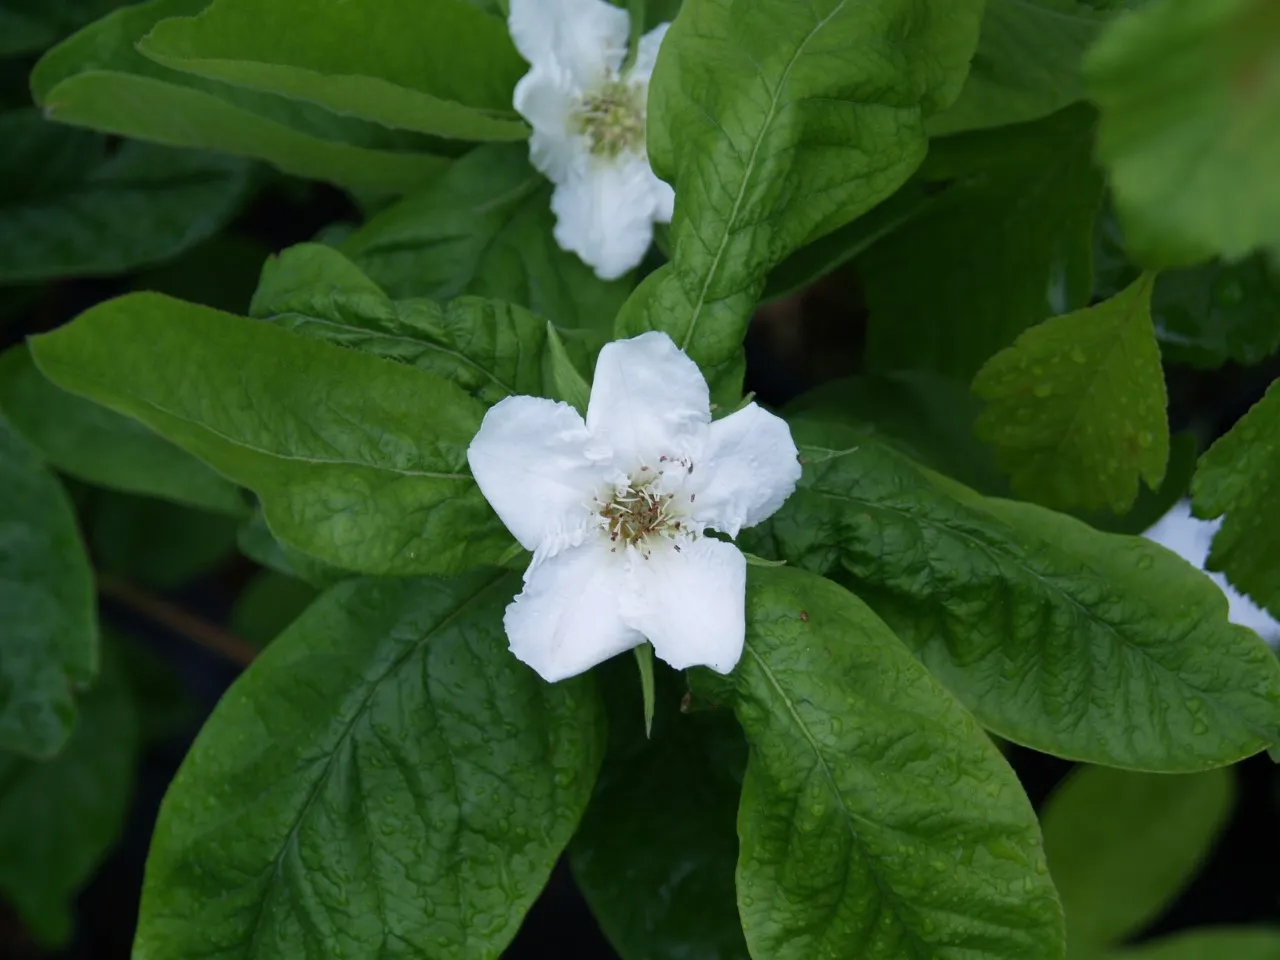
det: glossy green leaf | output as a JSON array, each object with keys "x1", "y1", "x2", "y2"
[
  {"x1": 719, "y1": 566, "x2": 1063, "y2": 960},
  {"x1": 0, "y1": 420, "x2": 97, "y2": 760},
  {"x1": 92, "y1": 491, "x2": 241, "y2": 590},
  {"x1": 1192, "y1": 379, "x2": 1280, "y2": 619},
  {"x1": 134, "y1": 572, "x2": 603, "y2": 960},
  {"x1": 1153, "y1": 253, "x2": 1280, "y2": 368},
  {"x1": 345, "y1": 144, "x2": 630, "y2": 335},
  {"x1": 236, "y1": 509, "x2": 352, "y2": 590},
  {"x1": 1080, "y1": 431, "x2": 1199, "y2": 537},
  {"x1": 616, "y1": 0, "x2": 984, "y2": 399},
  {"x1": 927, "y1": 0, "x2": 1121, "y2": 137},
  {"x1": 1085, "y1": 0, "x2": 1280, "y2": 266},
  {"x1": 231, "y1": 569, "x2": 319, "y2": 648},
  {"x1": 1108, "y1": 928, "x2": 1280, "y2": 960},
  {"x1": 572, "y1": 660, "x2": 748, "y2": 960},
  {"x1": 1041, "y1": 765, "x2": 1233, "y2": 953},
  {"x1": 251, "y1": 243, "x2": 588, "y2": 405},
  {"x1": 31, "y1": 0, "x2": 449, "y2": 191},
  {"x1": 29, "y1": 292, "x2": 509, "y2": 577},
  {"x1": 769, "y1": 417, "x2": 1280, "y2": 770},
  {"x1": 0, "y1": 344, "x2": 246, "y2": 516},
  {"x1": 0, "y1": 109, "x2": 252, "y2": 283},
  {"x1": 863, "y1": 104, "x2": 1105, "y2": 379},
  {"x1": 973, "y1": 274, "x2": 1169, "y2": 514},
  {"x1": 0, "y1": 646, "x2": 138, "y2": 946},
  {"x1": 138, "y1": 0, "x2": 528, "y2": 140}
]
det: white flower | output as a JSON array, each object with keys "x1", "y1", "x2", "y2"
[
  {"x1": 508, "y1": 0, "x2": 674, "y2": 281},
  {"x1": 467, "y1": 332, "x2": 802, "y2": 682},
  {"x1": 1143, "y1": 499, "x2": 1280, "y2": 642}
]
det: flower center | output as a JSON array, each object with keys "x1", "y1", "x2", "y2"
[
  {"x1": 597, "y1": 458, "x2": 696, "y2": 556},
  {"x1": 575, "y1": 79, "x2": 645, "y2": 159}
]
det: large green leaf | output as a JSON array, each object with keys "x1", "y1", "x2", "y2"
[
  {"x1": 770, "y1": 417, "x2": 1280, "y2": 770},
  {"x1": 1109, "y1": 928, "x2": 1280, "y2": 960},
  {"x1": 926, "y1": 0, "x2": 1121, "y2": 137},
  {"x1": 1192, "y1": 379, "x2": 1280, "y2": 619},
  {"x1": 863, "y1": 104, "x2": 1104, "y2": 379},
  {"x1": 30, "y1": 0, "x2": 449, "y2": 191},
  {"x1": 1085, "y1": 0, "x2": 1280, "y2": 266},
  {"x1": 134, "y1": 572, "x2": 603, "y2": 960},
  {"x1": 0, "y1": 420, "x2": 96, "y2": 760},
  {"x1": 615, "y1": 0, "x2": 984, "y2": 398},
  {"x1": 973, "y1": 274, "x2": 1169, "y2": 514},
  {"x1": 138, "y1": 0, "x2": 528, "y2": 140},
  {"x1": 1041, "y1": 765, "x2": 1233, "y2": 954},
  {"x1": 345, "y1": 144, "x2": 630, "y2": 335},
  {"x1": 29, "y1": 292, "x2": 510, "y2": 577},
  {"x1": 571, "y1": 661, "x2": 749, "y2": 960},
  {"x1": 0, "y1": 646, "x2": 138, "y2": 946},
  {"x1": 251, "y1": 243, "x2": 589, "y2": 405},
  {"x1": 230, "y1": 569, "x2": 318, "y2": 648},
  {"x1": 1153, "y1": 254, "x2": 1280, "y2": 368},
  {"x1": 0, "y1": 109, "x2": 252, "y2": 283},
  {"x1": 0, "y1": 344, "x2": 246, "y2": 515},
  {"x1": 235, "y1": 509, "x2": 352, "y2": 590},
  {"x1": 714, "y1": 566, "x2": 1063, "y2": 960}
]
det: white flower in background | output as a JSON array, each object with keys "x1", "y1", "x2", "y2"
[
  {"x1": 508, "y1": 0, "x2": 674, "y2": 281},
  {"x1": 1143, "y1": 499, "x2": 1280, "y2": 642},
  {"x1": 468, "y1": 332, "x2": 802, "y2": 682}
]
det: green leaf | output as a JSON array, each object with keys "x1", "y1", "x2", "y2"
[
  {"x1": 1085, "y1": 0, "x2": 1280, "y2": 266},
  {"x1": 926, "y1": 0, "x2": 1121, "y2": 137},
  {"x1": 91, "y1": 491, "x2": 241, "y2": 590},
  {"x1": 783, "y1": 370, "x2": 1008, "y2": 495},
  {"x1": 30, "y1": 0, "x2": 450, "y2": 191},
  {"x1": 759, "y1": 183, "x2": 933, "y2": 304},
  {"x1": 0, "y1": 109, "x2": 252, "y2": 283},
  {"x1": 719, "y1": 566, "x2": 1063, "y2": 960},
  {"x1": 615, "y1": 0, "x2": 984, "y2": 399},
  {"x1": 973, "y1": 274, "x2": 1169, "y2": 514},
  {"x1": 0, "y1": 419, "x2": 97, "y2": 760},
  {"x1": 138, "y1": 0, "x2": 528, "y2": 140},
  {"x1": 1107, "y1": 928, "x2": 1280, "y2": 960},
  {"x1": 230, "y1": 569, "x2": 319, "y2": 648},
  {"x1": 0, "y1": 644, "x2": 138, "y2": 947},
  {"x1": 1152, "y1": 253, "x2": 1280, "y2": 368},
  {"x1": 345, "y1": 144, "x2": 630, "y2": 335},
  {"x1": 0, "y1": 344, "x2": 246, "y2": 516},
  {"x1": 251, "y1": 243, "x2": 588, "y2": 406},
  {"x1": 1192, "y1": 379, "x2": 1280, "y2": 619},
  {"x1": 236, "y1": 509, "x2": 351, "y2": 589},
  {"x1": 863, "y1": 104, "x2": 1105, "y2": 379},
  {"x1": 134, "y1": 571, "x2": 603, "y2": 960},
  {"x1": 770, "y1": 417, "x2": 1280, "y2": 770},
  {"x1": 543, "y1": 320, "x2": 592, "y2": 415},
  {"x1": 1041, "y1": 765, "x2": 1233, "y2": 953},
  {"x1": 571, "y1": 659, "x2": 748, "y2": 960},
  {"x1": 1080, "y1": 430, "x2": 1199, "y2": 537},
  {"x1": 29, "y1": 292, "x2": 509, "y2": 577}
]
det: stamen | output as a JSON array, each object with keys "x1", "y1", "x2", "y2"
[{"x1": 574, "y1": 79, "x2": 645, "y2": 159}]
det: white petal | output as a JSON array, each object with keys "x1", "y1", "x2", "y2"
[
  {"x1": 551, "y1": 155, "x2": 659, "y2": 280},
  {"x1": 513, "y1": 65, "x2": 578, "y2": 184},
  {"x1": 621, "y1": 537, "x2": 746, "y2": 674},
  {"x1": 1143, "y1": 500, "x2": 1280, "y2": 641},
  {"x1": 506, "y1": 539, "x2": 643, "y2": 681},
  {"x1": 585, "y1": 331, "x2": 711, "y2": 473},
  {"x1": 467, "y1": 395, "x2": 615, "y2": 552},
  {"x1": 508, "y1": 0, "x2": 629, "y2": 89},
  {"x1": 628, "y1": 22, "x2": 671, "y2": 84},
  {"x1": 688, "y1": 403, "x2": 802, "y2": 537},
  {"x1": 648, "y1": 170, "x2": 675, "y2": 224}
]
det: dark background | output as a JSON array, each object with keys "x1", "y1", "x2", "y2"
[{"x1": 3, "y1": 176, "x2": 1280, "y2": 960}]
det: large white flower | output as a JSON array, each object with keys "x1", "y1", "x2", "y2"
[
  {"x1": 1143, "y1": 499, "x2": 1280, "y2": 642},
  {"x1": 508, "y1": 0, "x2": 674, "y2": 281},
  {"x1": 467, "y1": 332, "x2": 802, "y2": 682}
]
